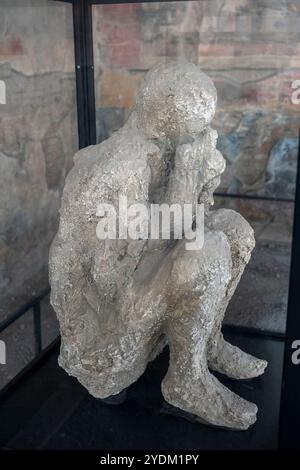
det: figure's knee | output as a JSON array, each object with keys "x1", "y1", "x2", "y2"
[
  {"x1": 207, "y1": 209, "x2": 255, "y2": 263},
  {"x1": 164, "y1": 232, "x2": 232, "y2": 327},
  {"x1": 169, "y1": 231, "x2": 232, "y2": 293}
]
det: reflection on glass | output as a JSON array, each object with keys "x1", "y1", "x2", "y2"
[{"x1": 93, "y1": 1, "x2": 300, "y2": 200}]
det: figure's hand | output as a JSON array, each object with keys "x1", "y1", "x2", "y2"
[
  {"x1": 166, "y1": 127, "x2": 220, "y2": 207},
  {"x1": 165, "y1": 145, "x2": 199, "y2": 206}
]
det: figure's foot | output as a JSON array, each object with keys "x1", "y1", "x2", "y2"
[
  {"x1": 208, "y1": 337, "x2": 268, "y2": 380},
  {"x1": 161, "y1": 369, "x2": 258, "y2": 430}
]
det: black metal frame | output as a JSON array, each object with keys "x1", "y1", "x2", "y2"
[
  {"x1": 0, "y1": 287, "x2": 50, "y2": 357},
  {"x1": 0, "y1": 287, "x2": 55, "y2": 403},
  {"x1": 278, "y1": 132, "x2": 300, "y2": 449},
  {"x1": 1, "y1": 0, "x2": 299, "y2": 450},
  {"x1": 73, "y1": 0, "x2": 96, "y2": 148}
]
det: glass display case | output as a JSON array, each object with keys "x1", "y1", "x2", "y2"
[
  {"x1": 0, "y1": 0, "x2": 299, "y2": 452},
  {"x1": 0, "y1": 0, "x2": 77, "y2": 389}
]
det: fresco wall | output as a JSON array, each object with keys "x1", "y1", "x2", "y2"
[
  {"x1": 93, "y1": 0, "x2": 300, "y2": 199},
  {"x1": 0, "y1": 0, "x2": 77, "y2": 310}
]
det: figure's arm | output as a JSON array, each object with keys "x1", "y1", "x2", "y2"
[
  {"x1": 165, "y1": 127, "x2": 218, "y2": 206},
  {"x1": 91, "y1": 163, "x2": 150, "y2": 300},
  {"x1": 165, "y1": 140, "x2": 203, "y2": 207}
]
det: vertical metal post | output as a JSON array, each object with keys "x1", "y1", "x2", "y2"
[
  {"x1": 72, "y1": 0, "x2": 96, "y2": 149},
  {"x1": 33, "y1": 303, "x2": 42, "y2": 356},
  {"x1": 279, "y1": 134, "x2": 300, "y2": 449}
]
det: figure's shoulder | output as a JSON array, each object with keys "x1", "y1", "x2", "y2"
[
  {"x1": 61, "y1": 130, "x2": 158, "y2": 213},
  {"x1": 72, "y1": 128, "x2": 157, "y2": 176}
]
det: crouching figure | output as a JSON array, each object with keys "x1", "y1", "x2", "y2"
[{"x1": 49, "y1": 62, "x2": 267, "y2": 430}]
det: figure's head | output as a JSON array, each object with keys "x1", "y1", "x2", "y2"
[{"x1": 135, "y1": 62, "x2": 217, "y2": 140}]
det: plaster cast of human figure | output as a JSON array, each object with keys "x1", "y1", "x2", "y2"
[{"x1": 49, "y1": 62, "x2": 267, "y2": 430}]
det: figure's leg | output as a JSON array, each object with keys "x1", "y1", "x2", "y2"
[
  {"x1": 162, "y1": 232, "x2": 257, "y2": 430},
  {"x1": 206, "y1": 209, "x2": 267, "y2": 379},
  {"x1": 55, "y1": 277, "x2": 166, "y2": 399}
]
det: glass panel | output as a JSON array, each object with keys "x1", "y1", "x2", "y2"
[
  {"x1": 0, "y1": 309, "x2": 35, "y2": 390},
  {"x1": 92, "y1": 1, "x2": 300, "y2": 335},
  {"x1": 0, "y1": 0, "x2": 77, "y2": 386},
  {"x1": 214, "y1": 196, "x2": 293, "y2": 333}
]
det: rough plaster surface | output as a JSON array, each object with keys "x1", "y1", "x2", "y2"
[{"x1": 49, "y1": 63, "x2": 267, "y2": 430}]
